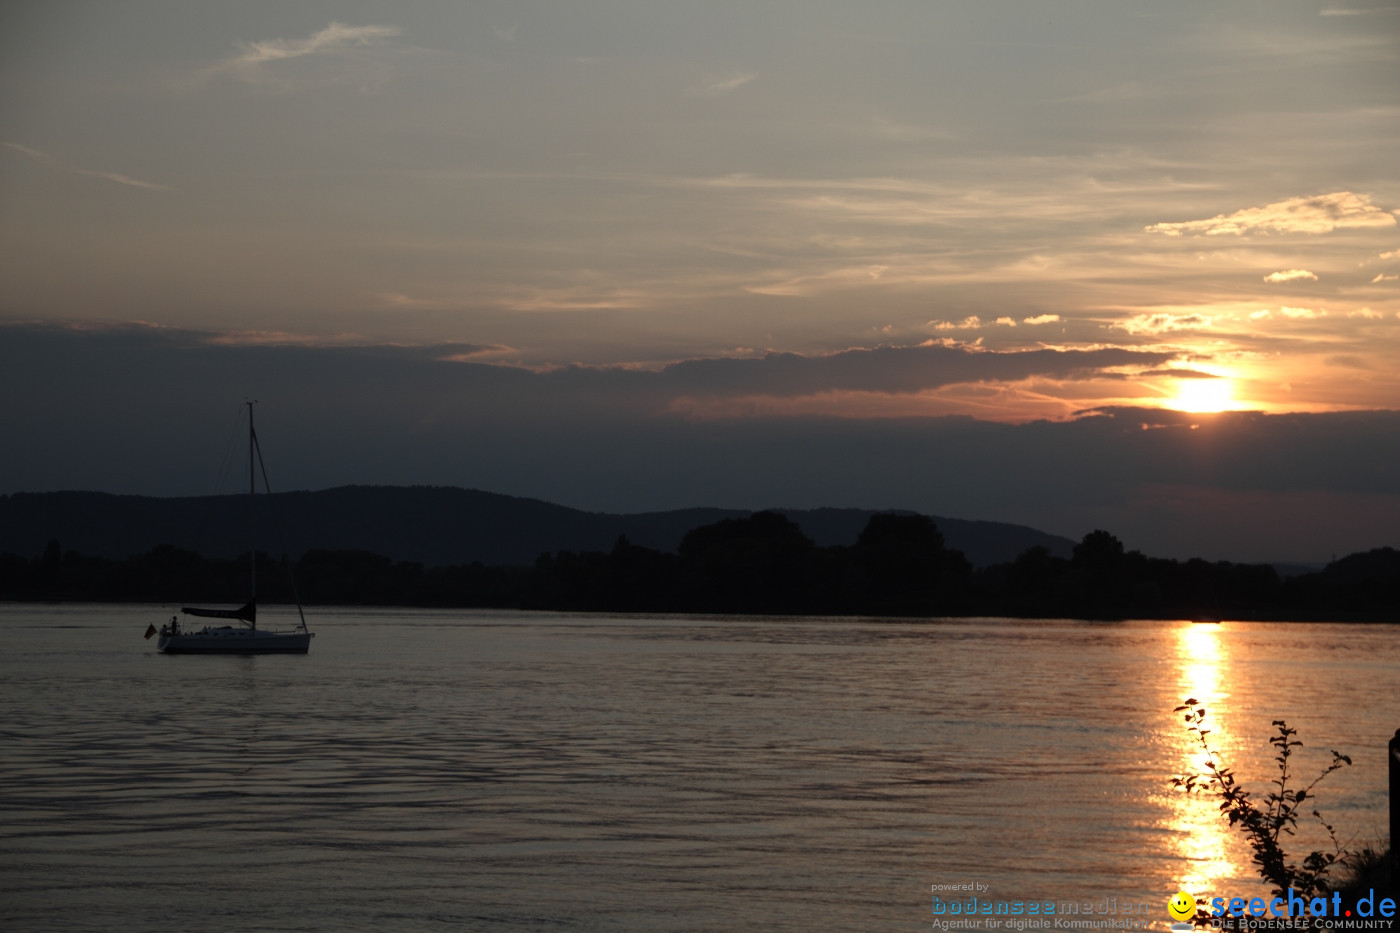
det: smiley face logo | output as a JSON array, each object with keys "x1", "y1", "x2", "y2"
[{"x1": 1168, "y1": 891, "x2": 1196, "y2": 922}]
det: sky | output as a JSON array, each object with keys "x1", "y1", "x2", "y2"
[{"x1": 1, "y1": 1, "x2": 1397, "y2": 563}]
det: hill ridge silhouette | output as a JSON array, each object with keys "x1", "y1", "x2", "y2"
[{"x1": 0, "y1": 485, "x2": 1074, "y2": 569}]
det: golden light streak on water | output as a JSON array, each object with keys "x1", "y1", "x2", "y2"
[{"x1": 1168, "y1": 622, "x2": 1242, "y2": 899}]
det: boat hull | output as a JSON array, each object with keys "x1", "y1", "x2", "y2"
[{"x1": 158, "y1": 627, "x2": 311, "y2": 654}]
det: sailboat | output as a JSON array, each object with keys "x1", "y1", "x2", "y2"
[{"x1": 146, "y1": 403, "x2": 313, "y2": 654}]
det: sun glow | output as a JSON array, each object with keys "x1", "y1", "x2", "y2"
[{"x1": 1169, "y1": 376, "x2": 1234, "y2": 413}]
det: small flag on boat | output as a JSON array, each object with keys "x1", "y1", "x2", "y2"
[{"x1": 144, "y1": 624, "x2": 157, "y2": 640}]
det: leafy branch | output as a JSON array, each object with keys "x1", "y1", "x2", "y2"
[{"x1": 1170, "y1": 699, "x2": 1353, "y2": 899}]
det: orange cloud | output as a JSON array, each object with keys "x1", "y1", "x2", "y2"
[
  {"x1": 1263, "y1": 269, "x2": 1318, "y2": 283},
  {"x1": 1146, "y1": 191, "x2": 1395, "y2": 237},
  {"x1": 931, "y1": 316, "x2": 982, "y2": 330},
  {"x1": 1112, "y1": 312, "x2": 1213, "y2": 335}
]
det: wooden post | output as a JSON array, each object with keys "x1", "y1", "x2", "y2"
[{"x1": 1391, "y1": 728, "x2": 1400, "y2": 868}]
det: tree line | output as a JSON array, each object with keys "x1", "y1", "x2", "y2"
[{"x1": 2, "y1": 512, "x2": 1396, "y2": 621}]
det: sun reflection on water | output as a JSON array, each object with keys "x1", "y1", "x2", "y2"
[{"x1": 1169, "y1": 623, "x2": 1242, "y2": 898}]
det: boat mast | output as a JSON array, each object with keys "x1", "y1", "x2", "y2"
[
  {"x1": 247, "y1": 403, "x2": 311, "y2": 635},
  {"x1": 248, "y1": 400, "x2": 257, "y2": 630}
]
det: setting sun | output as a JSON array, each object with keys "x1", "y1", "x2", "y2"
[{"x1": 1170, "y1": 377, "x2": 1234, "y2": 413}]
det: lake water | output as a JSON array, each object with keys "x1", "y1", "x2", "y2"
[{"x1": 1, "y1": 605, "x2": 1396, "y2": 931}]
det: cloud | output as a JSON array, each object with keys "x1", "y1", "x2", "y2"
[
  {"x1": 204, "y1": 21, "x2": 403, "y2": 88},
  {"x1": 1280, "y1": 307, "x2": 1326, "y2": 319},
  {"x1": 505, "y1": 284, "x2": 655, "y2": 312},
  {"x1": 1138, "y1": 368, "x2": 1220, "y2": 379},
  {"x1": 1370, "y1": 273, "x2": 1398, "y2": 283},
  {"x1": 743, "y1": 263, "x2": 891, "y2": 297},
  {"x1": 4, "y1": 323, "x2": 1396, "y2": 562},
  {"x1": 72, "y1": 169, "x2": 174, "y2": 191},
  {"x1": 1023, "y1": 314, "x2": 1061, "y2": 325},
  {"x1": 0, "y1": 321, "x2": 1177, "y2": 411},
  {"x1": 1263, "y1": 269, "x2": 1318, "y2": 283},
  {"x1": 229, "y1": 22, "x2": 401, "y2": 69},
  {"x1": 4, "y1": 141, "x2": 173, "y2": 191},
  {"x1": 204, "y1": 330, "x2": 352, "y2": 347},
  {"x1": 377, "y1": 292, "x2": 438, "y2": 309},
  {"x1": 1112, "y1": 313, "x2": 1213, "y2": 335},
  {"x1": 649, "y1": 343, "x2": 1183, "y2": 400},
  {"x1": 994, "y1": 317, "x2": 1017, "y2": 327},
  {"x1": 3, "y1": 141, "x2": 51, "y2": 161},
  {"x1": 931, "y1": 316, "x2": 982, "y2": 330},
  {"x1": 1319, "y1": 6, "x2": 1389, "y2": 14},
  {"x1": 1349, "y1": 308, "x2": 1385, "y2": 319},
  {"x1": 692, "y1": 71, "x2": 757, "y2": 97},
  {"x1": 1146, "y1": 192, "x2": 1396, "y2": 237}
]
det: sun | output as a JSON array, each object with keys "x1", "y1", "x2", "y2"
[{"x1": 1170, "y1": 376, "x2": 1234, "y2": 413}]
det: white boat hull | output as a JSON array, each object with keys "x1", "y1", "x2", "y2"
[
  {"x1": 158, "y1": 627, "x2": 311, "y2": 654},
  {"x1": 144, "y1": 404, "x2": 315, "y2": 655}
]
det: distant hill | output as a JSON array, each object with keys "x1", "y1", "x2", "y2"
[{"x1": 0, "y1": 486, "x2": 1075, "y2": 569}]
